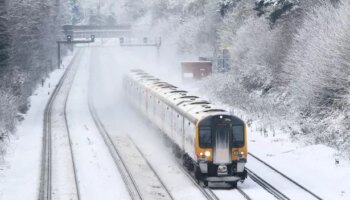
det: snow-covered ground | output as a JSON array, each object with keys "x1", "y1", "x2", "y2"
[
  {"x1": 1, "y1": 40, "x2": 349, "y2": 200},
  {"x1": 247, "y1": 129, "x2": 350, "y2": 199}
]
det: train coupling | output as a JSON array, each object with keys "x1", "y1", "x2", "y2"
[{"x1": 217, "y1": 164, "x2": 228, "y2": 176}]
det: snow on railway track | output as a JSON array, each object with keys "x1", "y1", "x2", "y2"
[
  {"x1": 88, "y1": 98, "x2": 173, "y2": 200},
  {"x1": 175, "y1": 160, "x2": 220, "y2": 200},
  {"x1": 39, "y1": 50, "x2": 82, "y2": 200},
  {"x1": 237, "y1": 187, "x2": 252, "y2": 200},
  {"x1": 247, "y1": 153, "x2": 323, "y2": 200}
]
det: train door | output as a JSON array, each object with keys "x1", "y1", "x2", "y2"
[
  {"x1": 213, "y1": 124, "x2": 231, "y2": 164},
  {"x1": 181, "y1": 117, "x2": 185, "y2": 150}
]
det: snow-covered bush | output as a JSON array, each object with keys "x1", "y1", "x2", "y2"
[
  {"x1": 0, "y1": 89, "x2": 18, "y2": 158},
  {"x1": 283, "y1": 1, "x2": 350, "y2": 152}
]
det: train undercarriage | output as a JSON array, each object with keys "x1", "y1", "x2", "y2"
[{"x1": 181, "y1": 151, "x2": 247, "y2": 188}]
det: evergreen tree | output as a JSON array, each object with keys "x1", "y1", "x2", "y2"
[{"x1": 0, "y1": 0, "x2": 10, "y2": 76}]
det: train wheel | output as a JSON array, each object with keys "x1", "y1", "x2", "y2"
[
  {"x1": 194, "y1": 166, "x2": 201, "y2": 183},
  {"x1": 203, "y1": 180, "x2": 208, "y2": 187},
  {"x1": 188, "y1": 162, "x2": 194, "y2": 171}
]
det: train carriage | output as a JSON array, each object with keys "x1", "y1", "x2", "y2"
[{"x1": 124, "y1": 69, "x2": 247, "y2": 187}]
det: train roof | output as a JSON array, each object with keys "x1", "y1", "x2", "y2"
[{"x1": 126, "y1": 69, "x2": 232, "y2": 123}]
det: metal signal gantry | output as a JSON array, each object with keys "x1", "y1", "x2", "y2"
[{"x1": 56, "y1": 35, "x2": 95, "y2": 69}]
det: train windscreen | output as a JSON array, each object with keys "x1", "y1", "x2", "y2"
[
  {"x1": 232, "y1": 125, "x2": 244, "y2": 148},
  {"x1": 199, "y1": 126, "x2": 211, "y2": 148},
  {"x1": 213, "y1": 124, "x2": 231, "y2": 164}
]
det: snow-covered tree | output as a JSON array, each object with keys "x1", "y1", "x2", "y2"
[
  {"x1": 0, "y1": 0, "x2": 10, "y2": 73},
  {"x1": 0, "y1": 0, "x2": 78, "y2": 152},
  {"x1": 282, "y1": 1, "x2": 350, "y2": 149}
]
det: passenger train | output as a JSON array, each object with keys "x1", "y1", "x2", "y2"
[{"x1": 123, "y1": 69, "x2": 248, "y2": 187}]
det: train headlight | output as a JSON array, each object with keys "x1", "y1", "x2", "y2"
[
  {"x1": 199, "y1": 151, "x2": 211, "y2": 159},
  {"x1": 234, "y1": 151, "x2": 245, "y2": 158},
  {"x1": 240, "y1": 152, "x2": 245, "y2": 158}
]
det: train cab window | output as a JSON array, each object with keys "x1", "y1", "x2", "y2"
[
  {"x1": 231, "y1": 125, "x2": 244, "y2": 148},
  {"x1": 199, "y1": 126, "x2": 212, "y2": 148}
]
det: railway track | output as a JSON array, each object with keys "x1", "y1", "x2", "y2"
[
  {"x1": 175, "y1": 162, "x2": 219, "y2": 200},
  {"x1": 130, "y1": 141, "x2": 174, "y2": 200},
  {"x1": 88, "y1": 98, "x2": 173, "y2": 200},
  {"x1": 63, "y1": 84, "x2": 81, "y2": 200},
  {"x1": 175, "y1": 157, "x2": 253, "y2": 200},
  {"x1": 247, "y1": 152, "x2": 323, "y2": 200},
  {"x1": 39, "y1": 51, "x2": 81, "y2": 200},
  {"x1": 88, "y1": 99, "x2": 142, "y2": 200},
  {"x1": 236, "y1": 187, "x2": 252, "y2": 200},
  {"x1": 246, "y1": 168, "x2": 289, "y2": 200}
]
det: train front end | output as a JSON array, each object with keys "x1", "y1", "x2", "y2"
[{"x1": 195, "y1": 114, "x2": 247, "y2": 185}]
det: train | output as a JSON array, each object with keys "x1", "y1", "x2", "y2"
[{"x1": 123, "y1": 69, "x2": 248, "y2": 187}]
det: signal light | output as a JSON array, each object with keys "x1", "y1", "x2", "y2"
[{"x1": 67, "y1": 35, "x2": 72, "y2": 42}]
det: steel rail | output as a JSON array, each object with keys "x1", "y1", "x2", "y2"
[
  {"x1": 246, "y1": 168, "x2": 289, "y2": 200},
  {"x1": 130, "y1": 139, "x2": 174, "y2": 200},
  {"x1": 237, "y1": 187, "x2": 252, "y2": 200},
  {"x1": 175, "y1": 160, "x2": 219, "y2": 200},
  {"x1": 248, "y1": 152, "x2": 323, "y2": 200},
  {"x1": 88, "y1": 99, "x2": 143, "y2": 200},
  {"x1": 63, "y1": 80, "x2": 81, "y2": 200},
  {"x1": 39, "y1": 51, "x2": 81, "y2": 200}
]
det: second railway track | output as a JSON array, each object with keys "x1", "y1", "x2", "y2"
[
  {"x1": 88, "y1": 97, "x2": 173, "y2": 200},
  {"x1": 39, "y1": 50, "x2": 82, "y2": 200},
  {"x1": 247, "y1": 152, "x2": 323, "y2": 200}
]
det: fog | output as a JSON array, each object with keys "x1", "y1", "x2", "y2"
[{"x1": 87, "y1": 44, "x2": 215, "y2": 198}]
